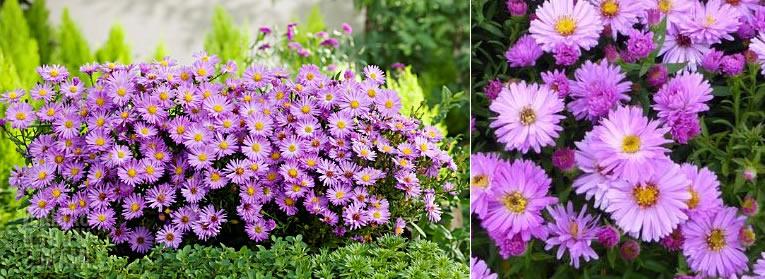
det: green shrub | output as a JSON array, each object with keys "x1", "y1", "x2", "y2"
[
  {"x1": 0, "y1": 0, "x2": 40, "y2": 87},
  {"x1": 24, "y1": 0, "x2": 53, "y2": 65},
  {"x1": 53, "y1": 8, "x2": 91, "y2": 77},
  {"x1": 0, "y1": 221, "x2": 468, "y2": 278},
  {"x1": 94, "y1": 23, "x2": 132, "y2": 64},
  {"x1": 204, "y1": 6, "x2": 249, "y2": 69}
]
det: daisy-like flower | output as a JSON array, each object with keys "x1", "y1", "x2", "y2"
[
  {"x1": 129, "y1": 226, "x2": 154, "y2": 253},
  {"x1": 30, "y1": 83, "x2": 55, "y2": 102},
  {"x1": 246, "y1": 219, "x2": 273, "y2": 242},
  {"x1": 122, "y1": 193, "x2": 145, "y2": 220},
  {"x1": 5, "y1": 102, "x2": 35, "y2": 129},
  {"x1": 682, "y1": 207, "x2": 748, "y2": 278},
  {"x1": 37, "y1": 65, "x2": 69, "y2": 83},
  {"x1": 676, "y1": 0, "x2": 740, "y2": 45},
  {"x1": 343, "y1": 202, "x2": 369, "y2": 230},
  {"x1": 145, "y1": 184, "x2": 176, "y2": 210},
  {"x1": 753, "y1": 252, "x2": 765, "y2": 277},
  {"x1": 156, "y1": 225, "x2": 182, "y2": 249},
  {"x1": 529, "y1": 0, "x2": 603, "y2": 52},
  {"x1": 489, "y1": 81, "x2": 564, "y2": 153},
  {"x1": 363, "y1": 65, "x2": 385, "y2": 85},
  {"x1": 592, "y1": 0, "x2": 646, "y2": 38},
  {"x1": 354, "y1": 167, "x2": 383, "y2": 186},
  {"x1": 470, "y1": 257, "x2": 499, "y2": 279},
  {"x1": 568, "y1": 60, "x2": 632, "y2": 121},
  {"x1": 605, "y1": 162, "x2": 691, "y2": 241},
  {"x1": 28, "y1": 193, "x2": 53, "y2": 218},
  {"x1": 482, "y1": 160, "x2": 558, "y2": 240},
  {"x1": 328, "y1": 112, "x2": 354, "y2": 137},
  {"x1": 88, "y1": 207, "x2": 116, "y2": 230},
  {"x1": 679, "y1": 163, "x2": 723, "y2": 219},
  {"x1": 470, "y1": 153, "x2": 506, "y2": 218},
  {"x1": 375, "y1": 89, "x2": 402, "y2": 117},
  {"x1": 588, "y1": 106, "x2": 671, "y2": 183},
  {"x1": 659, "y1": 26, "x2": 711, "y2": 71},
  {"x1": 544, "y1": 202, "x2": 600, "y2": 268}
]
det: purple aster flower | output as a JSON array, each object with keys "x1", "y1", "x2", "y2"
[
  {"x1": 110, "y1": 224, "x2": 130, "y2": 244},
  {"x1": 483, "y1": 79, "x2": 504, "y2": 100},
  {"x1": 569, "y1": 60, "x2": 632, "y2": 121},
  {"x1": 660, "y1": 26, "x2": 710, "y2": 70},
  {"x1": 587, "y1": 106, "x2": 671, "y2": 182},
  {"x1": 363, "y1": 65, "x2": 385, "y2": 85},
  {"x1": 676, "y1": 0, "x2": 741, "y2": 45},
  {"x1": 30, "y1": 83, "x2": 55, "y2": 101},
  {"x1": 156, "y1": 225, "x2": 182, "y2": 249},
  {"x1": 423, "y1": 191, "x2": 442, "y2": 223},
  {"x1": 28, "y1": 192, "x2": 54, "y2": 218},
  {"x1": 246, "y1": 219, "x2": 273, "y2": 242},
  {"x1": 145, "y1": 184, "x2": 176, "y2": 210},
  {"x1": 605, "y1": 162, "x2": 690, "y2": 242},
  {"x1": 682, "y1": 207, "x2": 748, "y2": 278},
  {"x1": 172, "y1": 206, "x2": 199, "y2": 232},
  {"x1": 701, "y1": 49, "x2": 724, "y2": 72},
  {"x1": 544, "y1": 202, "x2": 599, "y2": 268},
  {"x1": 343, "y1": 202, "x2": 368, "y2": 230},
  {"x1": 552, "y1": 43, "x2": 581, "y2": 66},
  {"x1": 720, "y1": 53, "x2": 745, "y2": 76},
  {"x1": 470, "y1": 257, "x2": 498, "y2": 279},
  {"x1": 129, "y1": 226, "x2": 154, "y2": 253},
  {"x1": 375, "y1": 89, "x2": 402, "y2": 117},
  {"x1": 489, "y1": 81, "x2": 564, "y2": 153},
  {"x1": 529, "y1": 0, "x2": 603, "y2": 52},
  {"x1": 625, "y1": 29, "x2": 655, "y2": 59},
  {"x1": 5, "y1": 102, "x2": 35, "y2": 129},
  {"x1": 341, "y1": 23, "x2": 353, "y2": 35},
  {"x1": 122, "y1": 193, "x2": 145, "y2": 220},
  {"x1": 596, "y1": 0, "x2": 645, "y2": 38},
  {"x1": 482, "y1": 159, "x2": 557, "y2": 240},
  {"x1": 597, "y1": 225, "x2": 620, "y2": 248},
  {"x1": 540, "y1": 70, "x2": 570, "y2": 98},
  {"x1": 505, "y1": 35, "x2": 542, "y2": 67},
  {"x1": 37, "y1": 65, "x2": 68, "y2": 83},
  {"x1": 750, "y1": 32, "x2": 765, "y2": 74},
  {"x1": 87, "y1": 207, "x2": 116, "y2": 230},
  {"x1": 367, "y1": 205, "x2": 390, "y2": 225},
  {"x1": 354, "y1": 167, "x2": 383, "y2": 186},
  {"x1": 552, "y1": 147, "x2": 575, "y2": 171},
  {"x1": 653, "y1": 71, "x2": 713, "y2": 117}
]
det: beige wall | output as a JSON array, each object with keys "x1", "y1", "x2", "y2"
[{"x1": 46, "y1": 0, "x2": 364, "y2": 63}]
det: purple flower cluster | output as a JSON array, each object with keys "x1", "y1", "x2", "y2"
[
  {"x1": 476, "y1": 0, "x2": 764, "y2": 277},
  {"x1": 5, "y1": 55, "x2": 456, "y2": 253}
]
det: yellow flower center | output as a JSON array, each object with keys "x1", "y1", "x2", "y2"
[
  {"x1": 350, "y1": 100, "x2": 360, "y2": 108},
  {"x1": 15, "y1": 112, "x2": 26, "y2": 121},
  {"x1": 658, "y1": 0, "x2": 671, "y2": 13},
  {"x1": 362, "y1": 174, "x2": 371, "y2": 182},
  {"x1": 704, "y1": 15, "x2": 716, "y2": 27},
  {"x1": 254, "y1": 122, "x2": 264, "y2": 131},
  {"x1": 687, "y1": 188, "x2": 700, "y2": 209},
  {"x1": 213, "y1": 104, "x2": 224, "y2": 113},
  {"x1": 127, "y1": 168, "x2": 137, "y2": 178},
  {"x1": 147, "y1": 105, "x2": 158, "y2": 114},
  {"x1": 555, "y1": 17, "x2": 577, "y2": 36},
  {"x1": 131, "y1": 203, "x2": 140, "y2": 212},
  {"x1": 116, "y1": 88, "x2": 127, "y2": 97},
  {"x1": 385, "y1": 100, "x2": 394, "y2": 109},
  {"x1": 98, "y1": 215, "x2": 106, "y2": 222},
  {"x1": 301, "y1": 105, "x2": 310, "y2": 114},
  {"x1": 601, "y1": 0, "x2": 619, "y2": 17},
  {"x1": 288, "y1": 169, "x2": 298, "y2": 178},
  {"x1": 706, "y1": 229, "x2": 726, "y2": 251},
  {"x1": 502, "y1": 192, "x2": 528, "y2": 213},
  {"x1": 519, "y1": 107, "x2": 536, "y2": 125},
  {"x1": 622, "y1": 135, "x2": 641, "y2": 153},
  {"x1": 253, "y1": 73, "x2": 263, "y2": 82},
  {"x1": 472, "y1": 175, "x2": 489, "y2": 188},
  {"x1": 633, "y1": 183, "x2": 660, "y2": 208},
  {"x1": 367, "y1": 89, "x2": 376, "y2": 98}
]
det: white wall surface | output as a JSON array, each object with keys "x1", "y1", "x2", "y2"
[{"x1": 46, "y1": 0, "x2": 364, "y2": 63}]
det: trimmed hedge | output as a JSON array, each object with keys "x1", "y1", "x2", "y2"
[{"x1": 0, "y1": 221, "x2": 467, "y2": 278}]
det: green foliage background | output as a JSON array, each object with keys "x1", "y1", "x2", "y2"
[{"x1": 471, "y1": 0, "x2": 765, "y2": 278}]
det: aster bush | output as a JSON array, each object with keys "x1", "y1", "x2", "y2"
[
  {"x1": 0, "y1": 17, "x2": 466, "y2": 257},
  {"x1": 472, "y1": 0, "x2": 764, "y2": 277}
]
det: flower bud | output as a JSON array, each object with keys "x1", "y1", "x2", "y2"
[
  {"x1": 552, "y1": 148, "x2": 576, "y2": 172},
  {"x1": 620, "y1": 240, "x2": 640, "y2": 261},
  {"x1": 597, "y1": 225, "x2": 620, "y2": 248}
]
